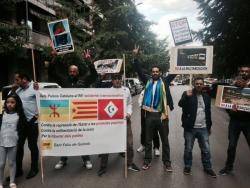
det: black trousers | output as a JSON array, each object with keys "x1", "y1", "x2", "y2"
[
  {"x1": 141, "y1": 109, "x2": 160, "y2": 149},
  {"x1": 144, "y1": 112, "x2": 170, "y2": 165},
  {"x1": 225, "y1": 119, "x2": 250, "y2": 169},
  {"x1": 16, "y1": 122, "x2": 39, "y2": 172},
  {"x1": 100, "y1": 119, "x2": 134, "y2": 167}
]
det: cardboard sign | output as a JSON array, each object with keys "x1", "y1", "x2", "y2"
[
  {"x1": 169, "y1": 17, "x2": 192, "y2": 46},
  {"x1": 94, "y1": 59, "x2": 123, "y2": 74},
  {"x1": 215, "y1": 85, "x2": 250, "y2": 112},
  {"x1": 48, "y1": 19, "x2": 74, "y2": 54},
  {"x1": 170, "y1": 46, "x2": 213, "y2": 74}
]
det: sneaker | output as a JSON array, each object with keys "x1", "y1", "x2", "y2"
[
  {"x1": 183, "y1": 167, "x2": 192, "y2": 175},
  {"x1": 165, "y1": 163, "x2": 173, "y2": 172},
  {"x1": 154, "y1": 148, "x2": 160, "y2": 156},
  {"x1": 55, "y1": 161, "x2": 66, "y2": 170},
  {"x1": 219, "y1": 167, "x2": 233, "y2": 175},
  {"x1": 137, "y1": 145, "x2": 145, "y2": 152},
  {"x1": 204, "y1": 168, "x2": 217, "y2": 178},
  {"x1": 84, "y1": 160, "x2": 93, "y2": 170},
  {"x1": 142, "y1": 162, "x2": 151, "y2": 170},
  {"x1": 9, "y1": 183, "x2": 17, "y2": 188},
  {"x1": 128, "y1": 163, "x2": 140, "y2": 172}
]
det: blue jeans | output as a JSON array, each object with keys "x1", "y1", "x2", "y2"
[{"x1": 184, "y1": 128, "x2": 212, "y2": 169}]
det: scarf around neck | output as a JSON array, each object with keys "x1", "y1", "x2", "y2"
[{"x1": 142, "y1": 78, "x2": 168, "y2": 118}]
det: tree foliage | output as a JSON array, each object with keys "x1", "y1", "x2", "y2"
[
  {"x1": 194, "y1": 0, "x2": 250, "y2": 77},
  {"x1": 50, "y1": 0, "x2": 169, "y2": 76}
]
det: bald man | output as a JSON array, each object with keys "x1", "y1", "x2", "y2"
[{"x1": 49, "y1": 63, "x2": 98, "y2": 170}]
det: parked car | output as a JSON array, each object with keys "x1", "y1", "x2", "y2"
[
  {"x1": 125, "y1": 78, "x2": 144, "y2": 95},
  {"x1": 1, "y1": 82, "x2": 61, "y2": 114}
]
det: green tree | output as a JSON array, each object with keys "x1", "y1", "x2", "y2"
[
  {"x1": 194, "y1": 0, "x2": 250, "y2": 77},
  {"x1": 40, "y1": 0, "x2": 169, "y2": 77}
]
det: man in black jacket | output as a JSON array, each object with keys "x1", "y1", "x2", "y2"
[
  {"x1": 49, "y1": 62, "x2": 98, "y2": 170},
  {"x1": 219, "y1": 65, "x2": 250, "y2": 175},
  {"x1": 178, "y1": 77, "x2": 216, "y2": 178}
]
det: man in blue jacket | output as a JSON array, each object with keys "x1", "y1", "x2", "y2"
[{"x1": 178, "y1": 77, "x2": 216, "y2": 178}]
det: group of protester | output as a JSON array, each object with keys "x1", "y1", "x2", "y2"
[{"x1": 0, "y1": 47, "x2": 249, "y2": 187}]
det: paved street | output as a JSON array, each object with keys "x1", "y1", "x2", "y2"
[{"x1": 8, "y1": 86, "x2": 250, "y2": 188}]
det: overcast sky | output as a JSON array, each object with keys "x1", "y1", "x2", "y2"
[{"x1": 135, "y1": 0, "x2": 203, "y2": 46}]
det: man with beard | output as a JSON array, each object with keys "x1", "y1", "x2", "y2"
[
  {"x1": 219, "y1": 65, "x2": 250, "y2": 175},
  {"x1": 50, "y1": 62, "x2": 97, "y2": 170},
  {"x1": 178, "y1": 77, "x2": 216, "y2": 178},
  {"x1": 131, "y1": 46, "x2": 175, "y2": 171}
]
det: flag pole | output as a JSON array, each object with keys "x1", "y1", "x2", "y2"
[
  {"x1": 31, "y1": 48, "x2": 37, "y2": 82},
  {"x1": 123, "y1": 54, "x2": 126, "y2": 86},
  {"x1": 123, "y1": 54, "x2": 128, "y2": 178}
]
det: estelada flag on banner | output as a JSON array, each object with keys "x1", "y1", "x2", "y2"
[
  {"x1": 71, "y1": 100, "x2": 98, "y2": 121},
  {"x1": 98, "y1": 99, "x2": 124, "y2": 120}
]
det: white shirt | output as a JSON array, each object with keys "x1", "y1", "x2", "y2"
[
  {"x1": 194, "y1": 95, "x2": 206, "y2": 128},
  {"x1": 16, "y1": 82, "x2": 38, "y2": 121},
  {"x1": 111, "y1": 86, "x2": 132, "y2": 116}
]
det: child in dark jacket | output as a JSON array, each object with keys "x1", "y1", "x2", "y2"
[{"x1": 0, "y1": 94, "x2": 26, "y2": 188}]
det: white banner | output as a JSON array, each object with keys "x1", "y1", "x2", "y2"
[
  {"x1": 94, "y1": 59, "x2": 123, "y2": 74},
  {"x1": 170, "y1": 46, "x2": 213, "y2": 74},
  {"x1": 37, "y1": 88, "x2": 126, "y2": 156}
]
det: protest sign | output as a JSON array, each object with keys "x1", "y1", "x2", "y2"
[
  {"x1": 37, "y1": 88, "x2": 126, "y2": 156},
  {"x1": 169, "y1": 17, "x2": 192, "y2": 46},
  {"x1": 215, "y1": 85, "x2": 250, "y2": 112},
  {"x1": 48, "y1": 19, "x2": 74, "y2": 54},
  {"x1": 94, "y1": 59, "x2": 123, "y2": 74},
  {"x1": 169, "y1": 46, "x2": 213, "y2": 74}
]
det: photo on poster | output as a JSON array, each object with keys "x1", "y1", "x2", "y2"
[
  {"x1": 94, "y1": 59, "x2": 123, "y2": 74},
  {"x1": 48, "y1": 18, "x2": 74, "y2": 54},
  {"x1": 170, "y1": 46, "x2": 213, "y2": 74},
  {"x1": 215, "y1": 85, "x2": 250, "y2": 112}
]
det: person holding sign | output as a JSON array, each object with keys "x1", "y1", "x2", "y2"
[
  {"x1": 97, "y1": 73, "x2": 140, "y2": 176},
  {"x1": 49, "y1": 53, "x2": 98, "y2": 170},
  {"x1": 178, "y1": 77, "x2": 216, "y2": 178},
  {"x1": 219, "y1": 65, "x2": 250, "y2": 175},
  {"x1": 14, "y1": 73, "x2": 39, "y2": 179},
  {"x1": 131, "y1": 46, "x2": 176, "y2": 171}
]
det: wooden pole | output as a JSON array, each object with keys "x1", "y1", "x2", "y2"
[
  {"x1": 41, "y1": 156, "x2": 44, "y2": 184},
  {"x1": 123, "y1": 54, "x2": 126, "y2": 86},
  {"x1": 189, "y1": 74, "x2": 193, "y2": 89},
  {"x1": 31, "y1": 48, "x2": 37, "y2": 82}
]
